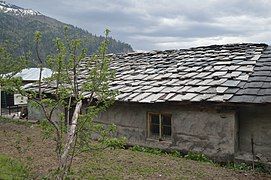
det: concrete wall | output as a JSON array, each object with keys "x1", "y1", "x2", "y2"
[
  {"x1": 28, "y1": 103, "x2": 64, "y2": 121},
  {"x1": 238, "y1": 105, "x2": 271, "y2": 162},
  {"x1": 96, "y1": 102, "x2": 237, "y2": 161}
]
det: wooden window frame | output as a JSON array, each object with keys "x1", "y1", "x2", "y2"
[{"x1": 148, "y1": 112, "x2": 172, "y2": 141}]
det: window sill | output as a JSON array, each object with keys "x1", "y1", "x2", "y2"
[{"x1": 146, "y1": 138, "x2": 172, "y2": 144}]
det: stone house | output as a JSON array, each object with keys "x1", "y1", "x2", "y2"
[
  {"x1": 91, "y1": 43, "x2": 271, "y2": 163},
  {"x1": 29, "y1": 43, "x2": 271, "y2": 163}
]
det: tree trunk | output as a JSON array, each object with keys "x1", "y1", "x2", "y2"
[{"x1": 59, "y1": 100, "x2": 82, "y2": 178}]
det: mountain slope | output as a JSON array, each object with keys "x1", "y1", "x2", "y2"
[
  {"x1": 0, "y1": 1, "x2": 41, "y2": 16},
  {"x1": 0, "y1": 1, "x2": 133, "y2": 66}
]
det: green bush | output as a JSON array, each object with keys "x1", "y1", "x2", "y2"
[{"x1": 184, "y1": 152, "x2": 212, "y2": 163}]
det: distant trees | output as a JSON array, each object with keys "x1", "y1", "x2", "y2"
[
  {"x1": 0, "y1": 40, "x2": 28, "y2": 91},
  {"x1": 0, "y1": 12, "x2": 133, "y2": 67},
  {"x1": 0, "y1": 40, "x2": 28, "y2": 114}
]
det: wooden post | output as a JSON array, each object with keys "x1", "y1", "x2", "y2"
[{"x1": 251, "y1": 134, "x2": 255, "y2": 171}]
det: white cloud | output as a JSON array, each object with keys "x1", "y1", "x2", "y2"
[
  {"x1": 6, "y1": 0, "x2": 271, "y2": 51},
  {"x1": 214, "y1": 15, "x2": 271, "y2": 31}
]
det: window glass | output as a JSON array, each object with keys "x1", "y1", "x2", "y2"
[
  {"x1": 151, "y1": 114, "x2": 159, "y2": 124},
  {"x1": 162, "y1": 114, "x2": 171, "y2": 136},
  {"x1": 150, "y1": 114, "x2": 159, "y2": 136},
  {"x1": 149, "y1": 113, "x2": 172, "y2": 140},
  {"x1": 162, "y1": 114, "x2": 171, "y2": 125}
]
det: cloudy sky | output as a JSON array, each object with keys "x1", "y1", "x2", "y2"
[{"x1": 7, "y1": 0, "x2": 271, "y2": 51}]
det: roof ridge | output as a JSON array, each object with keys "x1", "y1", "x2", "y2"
[{"x1": 104, "y1": 43, "x2": 268, "y2": 57}]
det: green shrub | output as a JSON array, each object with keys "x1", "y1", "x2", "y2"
[
  {"x1": 225, "y1": 162, "x2": 251, "y2": 171},
  {"x1": 225, "y1": 162, "x2": 271, "y2": 174},
  {"x1": 184, "y1": 152, "x2": 212, "y2": 163}
]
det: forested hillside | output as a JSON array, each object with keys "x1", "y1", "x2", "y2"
[{"x1": 0, "y1": 11, "x2": 133, "y2": 66}]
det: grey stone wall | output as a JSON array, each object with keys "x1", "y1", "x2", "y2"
[
  {"x1": 96, "y1": 102, "x2": 237, "y2": 161},
  {"x1": 238, "y1": 105, "x2": 271, "y2": 162}
]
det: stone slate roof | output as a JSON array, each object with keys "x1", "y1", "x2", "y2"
[
  {"x1": 27, "y1": 43, "x2": 271, "y2": 105},
  {"x1": 80, "y1": 43, "x2": 271, "y2": 104}
]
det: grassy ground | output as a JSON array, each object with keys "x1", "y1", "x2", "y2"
[
  {"x1": 1, "y1": 118, "x2": 271, "y2": 179},
  {"x1": 0, "y1": 154, "x2": 29, "y2": 179}
]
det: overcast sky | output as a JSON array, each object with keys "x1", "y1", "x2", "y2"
[{"x1": 6, "y1": 0, "x2": 271, "y2": 51}]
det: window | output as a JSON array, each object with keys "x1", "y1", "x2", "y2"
[{"x1": 148, "y1": 113, "x2": 172, "y2": 140}]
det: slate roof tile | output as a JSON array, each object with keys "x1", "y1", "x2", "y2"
[
  {"x1": 216, "y1": 87, "x2": 228, "y2": 94},
  {"x1": 253, "y1": 96, "x2": 271, "y2": 103},
  {"x1": 222, "y1": 80, "x2": 241, "y2": 87},
  {"x1": 178, "y1": 86, "x2": 193, "y2": 92},
  {"x1": 208, "y1": 95, "x2": 226, "y2": 102},
  {"x1": 139, "y1": 93, "x2": 165, "y2": 103},
  {"x1": 116, "y1": 93, "x2": 132, "y2": 100},
  {"x1": 208, "y1": 79, "x2": 227, "y2": 86},
  {"x1": 146, "y1": 86, "x2": 166, "y2": 93},
  {"x1": 237, "y1": 82, "x2": 246, "y2": 88},
  {"x1": 243, "y1": 88, "x2": 260, "y2": 95},
  {"x1": 230, "y1": 95, "x2": 256, "y2": 103},
  {"x1": 202, "y1": 87, "x2": 217, "y2": 94},
  {"x1": 197, "y1": 79, "x2": 213, "y2": 86},
  {"x1": 169, "y1": 93, "x2": 198, "y2": 101},
  {"x1": 161, "y1": 86, "x2": 183, "y2": 93},
  {"x1": 187, "y1": 79, "x2": 202, "y2": 85},
  {"x1": 236, "y1": 74, "x2": 249, "y2": 81},
  {"x1": 249, "y1": 76, "x2": 267, "y2": 82},
  {"x1": 231, "y1": 71, "x2": 242, "y2": 77},
  {"x1": 194, "y1": 72, "x2": 211, "y2": 78},
  {"x1": 130, "y1": 93, "x2": 152, "y2": 102},
  {"x1": 159, "y1": 93, "x2": 176, "y2": 101},
  {"x1": 124, "y1": 93, "x2": 141, "y2": 101},
  {"x1": 264, "y1": 89, "x2": 271, "y2": 95},
  {"x1": 262, "y1": 82, "x2": 271, "y2": 88},
  {"x1": 245, "y1": 82, "x2": 264, "y2": 88},
  {"x1": 225, "y1": 88, "x2": 239, "y2": 94},
  {"x1": 191, "y1": 94, "x2": 216, "y2": 102},
  {"x1": 253, "y1": 71, "x2": 271, "y2": 76}
]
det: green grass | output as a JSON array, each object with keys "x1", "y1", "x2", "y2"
[
  {"x1": 0, "y1": 155, "x2": 29, "y2": 179},
  {"x1": 0, "y1": 116, "x2": 32, "y2": 126},
  {"x1": 73, "y1": 149, "x2": 209, "y2": 179},
  {"x1": 1, "y1": 118, "x2": 270, "y2": 179}
]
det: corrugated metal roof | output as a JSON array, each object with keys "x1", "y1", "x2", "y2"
[{"x1": 15, "y1": 68, "x2": 52, "y2": 81}]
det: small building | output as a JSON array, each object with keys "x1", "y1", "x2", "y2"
[
  {"x1": 1, "y1": 68, "x2": 52, "y2": 115},
  {"x1": 29, "y1": 43, "x2": 271, "y2": 163}
]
